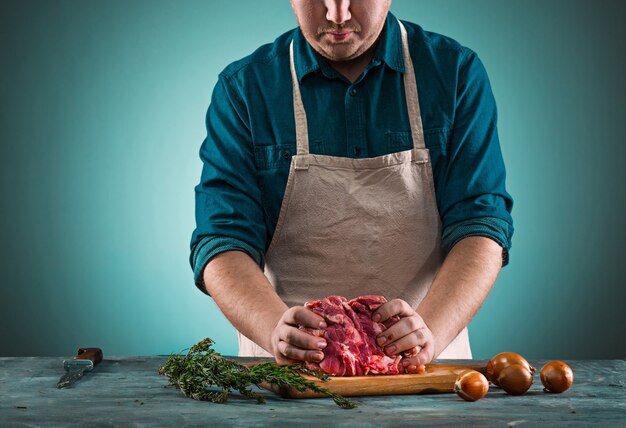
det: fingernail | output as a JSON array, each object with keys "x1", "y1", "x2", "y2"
[
  {"x1": 317, "y1": 341, "x2": 327, "y2": 349},
  {"x1": 377, "y1": 336, "x2": 387, "y2": 345},
  {"x1": 372, "y1": 314, "x2": 381, "y2": 322},
  {"x1": 315, "y1": 352, "x2": 324, "y2": 361},
  {"x1": 319, "y1": 321, "x2": 327, "y2": 329},
  {"x1": 387, "y1": 345, "x2": 397, "y2": 354}
]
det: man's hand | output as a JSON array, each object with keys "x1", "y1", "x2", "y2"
[
  {"x1": 372, "y1": 299, "x2": 436, "y2": 372},
  {"x1": 270, "y1": 306, "x2": 328, "y2": 365}
]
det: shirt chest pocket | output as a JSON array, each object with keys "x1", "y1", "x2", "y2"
[
  {"x1": 254, "y1": 141, "x2": 324, "y2": 171},
  {"x1": 254, "y1": 144, "x2": 294, "y2": 170},
  {"x1": 385, "y1": 131, "x2": 413, "y2": 152},
  {"x1": 385, "y1": 129, "x2": 449, "y2": 154}
]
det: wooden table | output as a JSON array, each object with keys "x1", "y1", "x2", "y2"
[{"x1": 1, "y1": 357, "x2": 624, "y2": 427}]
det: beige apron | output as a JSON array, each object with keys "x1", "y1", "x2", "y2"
[{"x1": 238, "y1": 21, "x2": 471, "y2": 359}]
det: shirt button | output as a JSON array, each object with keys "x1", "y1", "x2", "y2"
[
  {"x1": 349, "y1": 88, "x2": 357, "y2": 97},
  {"x1": 352, "y1": 147, "x2": 361, "y2": 156},
  {"x1": 281, "y1": 149, "x2": 291, "y2": 160}
]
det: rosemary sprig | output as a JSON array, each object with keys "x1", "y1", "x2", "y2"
[{"x1": 158, "y1": 337, "x2": 357, "y2": 409}]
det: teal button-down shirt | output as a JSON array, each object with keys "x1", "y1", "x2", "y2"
[{"x1": 191, "y1": 13, "x2": 514, "y2": 293}]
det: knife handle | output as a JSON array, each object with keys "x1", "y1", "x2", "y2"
[{"x1": 76, "y1": 348, "x2": 103, "y2": 366}]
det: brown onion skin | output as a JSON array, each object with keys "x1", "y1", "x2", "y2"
[
  {"x1": 540, "y1": 361, "x2": 574, "y2": 393},
  {"x1": 486, "y1": 352, "x2": 536, "y2": 386},
  {"x1": 497, "y1": 363, "x2": 533, "y2": 395},
  {"x1": 454, "y1": 369, "x2": 489, "y2": 402}
]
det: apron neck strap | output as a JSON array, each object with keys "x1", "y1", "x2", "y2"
[
  {"x1": 398, "y1": 20, "x2": 426, "y2": 150},
  {"x1": 288, "y1": 19, "x2": 426, "y2": 157},
  {"x1": 289, "y1": 41, "x2": 311, "y2": 163}
]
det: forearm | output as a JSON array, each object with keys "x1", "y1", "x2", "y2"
[
  {"x1": 417, "y1": 236, "x2": 502, "y2": 357},
  {"x1": 202, "y1": 250, "x2": 288, "y2": 354}
]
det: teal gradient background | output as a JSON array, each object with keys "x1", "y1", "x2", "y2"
[{"x1": 1, "y1": 0, "x2": 624, "y2": 359}]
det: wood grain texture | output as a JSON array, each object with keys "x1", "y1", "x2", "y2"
[{"x1": 253, "y1": 362, "x2": 487, "y2": 398}]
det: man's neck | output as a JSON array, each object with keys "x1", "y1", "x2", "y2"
[{"x1": 326, "y1": 43, "x2": 378, "y2": 83}]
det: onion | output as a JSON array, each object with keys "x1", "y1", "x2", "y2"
[
  {"x1": 454, "y1": 369, "x2": 489, "y2": 402},
  {"x1": 540, "y1": 361, "x2": 574, "y2": 393},
  {"x1": 486, "y1": 352, "x2": 536, "y2": 386},
  {"x1": 497, "y1": 363, "x2": 534, "y2": 395}
]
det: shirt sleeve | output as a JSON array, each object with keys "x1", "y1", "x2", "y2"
[
  {"x1": 438, "y1": 49, "x2": 514, "y2": 266},
  {"x1": 189, "y1": 75, "x2": 267, "y2": 294}
]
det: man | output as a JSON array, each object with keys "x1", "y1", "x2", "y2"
[{"x1": 190, "y1": 0, "x2": 513, "y2": 370}]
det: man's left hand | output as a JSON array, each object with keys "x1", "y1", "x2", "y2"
[{"x1": 372, "y1": 298, "x2": 436, "y2": 372}]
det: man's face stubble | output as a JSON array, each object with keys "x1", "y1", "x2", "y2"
[{"x1": 291, "y1": 0, "x2": 392, "y2": 63}]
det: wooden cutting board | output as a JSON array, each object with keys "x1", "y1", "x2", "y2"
[{"x1": 251, "y1": 362, "x2": 487, "y2": 398}]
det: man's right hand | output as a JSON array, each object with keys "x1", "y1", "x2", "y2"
[{"x1": 270, "y1": 306, "x2": 328, "y2": 365}]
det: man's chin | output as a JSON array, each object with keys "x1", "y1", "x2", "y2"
[{"x1": 318, "y1": 43, "x2": 362, "y2": 62}]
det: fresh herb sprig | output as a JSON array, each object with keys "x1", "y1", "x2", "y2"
[{"x1": 158, "y1": 338, "x2": 357, "y2": 409}]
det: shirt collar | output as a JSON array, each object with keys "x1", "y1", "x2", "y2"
[
  {"x1": 292, "y1": 11, "x2": 405, "y2": 83},
  {"x1": 372, "y1": 12, "x2": 405, "y2": 73}
]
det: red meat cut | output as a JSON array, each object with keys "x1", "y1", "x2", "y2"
[{"x1": 301, "y1": 295, "x2": 420, "y2": 376}]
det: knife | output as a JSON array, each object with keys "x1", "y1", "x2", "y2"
[{"x1": 56, "y1": 347, "x2": 103, "y2": 388}]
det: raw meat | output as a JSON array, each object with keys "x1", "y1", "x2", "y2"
[{"x1": 302, "y1": 295, "x2": 419, "y2": 376}]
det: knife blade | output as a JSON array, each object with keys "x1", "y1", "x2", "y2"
[{"x1": 56, "y1": 347, "x2": 103, "y2": 388}]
